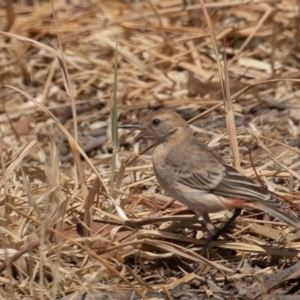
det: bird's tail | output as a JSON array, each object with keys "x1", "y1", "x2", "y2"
[{"x1": 253, "y1": 202, "x2": 300, "y2": 229}]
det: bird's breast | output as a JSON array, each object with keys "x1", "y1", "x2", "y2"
[
  {"x1": 152, "y1": 144, "x2": 167, "y2": 167},
  {"x1": 152, "y1": 144, "x2": 172, "y2": 189}
]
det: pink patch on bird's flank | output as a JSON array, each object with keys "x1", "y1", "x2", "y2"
[{"x1": 225, "y1": 198, "x2": 258, "y2": 209}]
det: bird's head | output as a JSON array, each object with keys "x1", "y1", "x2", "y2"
[{"x1": 119, "y1": 109, "x2": 191, "y2": 142}]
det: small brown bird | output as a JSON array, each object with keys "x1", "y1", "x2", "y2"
[{"x1": 120, "y1": 109, "x2": 300, "y2": 243}]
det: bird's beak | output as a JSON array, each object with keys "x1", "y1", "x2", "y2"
[{"x1": 118, "y1": 123, "x2": 143, "y2": 130}]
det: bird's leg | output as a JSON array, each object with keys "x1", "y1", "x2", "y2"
[
  {"x1": 211, "y1": 208, "x2": 242, "y2": 241},
  {"x1": 200, "y1": 209, "x2": 242, "y2": 255},
  {"x1": 201, "y1": 213, "x2": 218, "y2": 255}
]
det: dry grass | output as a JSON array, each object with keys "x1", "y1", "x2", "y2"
[{"x1": 1, "y1": 0, "x2": 300, "y2": 299}]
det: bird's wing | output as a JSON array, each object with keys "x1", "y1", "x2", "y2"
[
  {"x1": 164, "y1": 140, "x2": 281, "y2": 205},
  {"x1": 212, "y1": 164, "x2": 281, "y2": 205}
]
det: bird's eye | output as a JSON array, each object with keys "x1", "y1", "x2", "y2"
[{"x1": 152, "y1": 119, "x2": 161, "y2": 126}]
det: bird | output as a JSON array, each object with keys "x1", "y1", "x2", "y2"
[{"x1": 119, "y1": 109, "x2": 300, "y2": 250}]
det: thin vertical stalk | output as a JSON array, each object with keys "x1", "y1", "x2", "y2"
[{"x1": 109, "y1": 43, "x2": 119, "y2": 213}]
